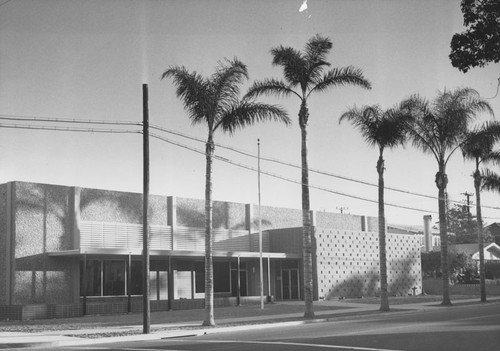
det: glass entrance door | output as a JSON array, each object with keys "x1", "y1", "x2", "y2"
[{"x1": 281, "y1": 268, "x2": 299, "y2": 300}]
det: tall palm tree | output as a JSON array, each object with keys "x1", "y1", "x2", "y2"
[
  {"x1": 339, "y1": 104, "x2": 408, "y2": 312},
  {"x1": 162, "y1": 58, "x2": 290, "y2": 326},
  {"x1": 461, "y1": 122, "x2": 500, "y2": 303},
  {"x1": 246, "y1": 34, "x2": 371, "y2": 318},
  {"x1": 402, "y1": 87, "x2": 493, "y2": 305}
]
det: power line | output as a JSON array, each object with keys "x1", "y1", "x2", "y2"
[
  {"x1": 0, "y1": 123, "x2": 140, "y2": 135},
  {"x1": 2, "y1": 115, "x2": 500, "y2": 214},
  {"x1": 0, "y1": 114, "x2": 141, "y2": 127},
  {"x1": 149, "y1": 132, "x2": 438, "y2": 214},
  {"x1": 150, "y1": 124, "x2": 500, "y2": 210}
]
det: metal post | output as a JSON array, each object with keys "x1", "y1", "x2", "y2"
[
  {"x1": 237, "y1": 255, "x2": 241, "y2": 306},
  {"x1": 267, "y1": 256, "x2": 271, "y2": 302},
  {"x1": 168, "y1": 255, "x2": 173, "y2": 310},
  {"x1": 258, "y1": 139, "x2": 264, "y2": 309},
  {"x1": 142, "y1": 83, "x2": 150, "y2": 334},
  {"x1": 128, "y1": 253, "x2": 132, "y2": 313},
  {"x1": 82, "y1": 253, "x2": 87, "y2": 316}
]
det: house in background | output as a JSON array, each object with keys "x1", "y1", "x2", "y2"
[{"x1": 0, "y1": 181, "x2": 422, "y2": 320}]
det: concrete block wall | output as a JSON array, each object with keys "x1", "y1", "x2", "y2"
[{"x1": 316, "y1": 228, "x2": 422, "y2": 299}]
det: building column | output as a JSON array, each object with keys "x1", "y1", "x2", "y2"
[
  {"x1": 423, "y1": 215, "x2": 432, "y2": 253},
  {"x1": 70, "y1": 187, "x2": 81, "y2": 304},
  {"x1": 167, "y1": 196, "x2": 176, "y2": 250},
  {"x1": 4, "y1": 182, "x2": 15, "y2": 305},
  {"x1": 245, "y1": 204, "x2": 254, "y2": 250}
]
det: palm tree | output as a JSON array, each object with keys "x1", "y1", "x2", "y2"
[
  {"x1": 340, "y1": 104, "x2": 408, "y2": 311},
  {"x1": 162, "y1": 58, "x2": 290, "y2": 326},
  {"x1": 402, "y1": 87, "x2": 493, "y2": 305},
  {"x1": 461, "y1": 122, "x2": 500, "y2": 303},
  {"x1": 246, "y1": 34, "x2": 371, "y2": 318}
]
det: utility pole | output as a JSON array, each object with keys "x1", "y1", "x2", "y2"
[
  {"x1": 336, "y1": 206, "x2": 348, "y2": 214},
  {"x1": 462, "y1": 191, "x2": 473, "y2": 224},
  {"x1": 142, "y1": 84, "x2": 150, "y2": 334}
]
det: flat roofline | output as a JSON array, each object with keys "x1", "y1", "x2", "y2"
[{"x1": 47, "y1": 248, "x2": 300, "y2": 259}]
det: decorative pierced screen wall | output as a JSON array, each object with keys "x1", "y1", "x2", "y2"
[{"x1": 316, "y1": 228, "x2": 422, "y2": 299}]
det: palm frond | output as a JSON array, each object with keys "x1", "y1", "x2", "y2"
[
  {"x1": 245, "y1": 79, "x2": 299, "y2": 100},
  {"x1": 340, "y1": 104, "x2": 407, "y2": 152},
  {"x1": 310, "y1": 66, "x2": 371, "y2": 96},
  {"x1": 218, "y1": 102, "x2": 291, "y2": 134},
  {"x1": 161, "y1": 65, "x2": 213, "y2": 125},
  {"x1": 212, "y1": 58, "x2": 248, "y2": 108},
  {"x1": 481, "y1": 168, "x2": 500, "y2": 193},
  {"x1": 304, "y1": 34, "x2": 333, "y2": 64},
  {"x1": 271, "y1": 46, "x2": 307, "y2": 85},
  {"x1": 461, "y1": 121, "x2": 500, "y2": 161}
]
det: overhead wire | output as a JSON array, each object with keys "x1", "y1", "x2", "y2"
[
  {"x1": 0, "y1": 114, "x2": 141, "y2": 126},
  {"x1": 149, "y1": 123, "x2": 500, "y2": 211},
  {"x1": 149, "y1": 132, "x2": 437, "y2": 214},
  {"x1": 1, "y1": 115, "x2": 499, "y2": 217},
  {"x1": 0, "y1": 122, "x2": 140, "y2": 135}
]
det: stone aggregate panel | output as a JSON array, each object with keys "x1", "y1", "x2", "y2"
[
  {"x1": 316, "y1": 228, "x2": 422, "y2": 299},
  {"x1": 13, "y1": 182, "x2": 75, "y2": 304},
  {"x1": 80, "y1": 188, "x2": 169, "y2": 226},
  {"x1": 176, "y1": 197, "x2": 246, "y2": 229},
  {"x1": 257, "y1": 205, "x2": 303, "y2": 231}
]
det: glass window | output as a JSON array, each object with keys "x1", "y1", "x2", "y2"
[
  {"x1": 130, "y1": 261, "x2": 143, "y2": 295},
  {"x1": 103, "y1": 260, "x2": 126, "y2": 296},
  {"x1": 80, "y1": 259, "x2": 101, "y2": 296},
  {"x1": 195, "y1": 262, "x2": 204, "y2": 293},
  {"x1": 214, "y1": 261, "x2": 230, "y2": 293}
]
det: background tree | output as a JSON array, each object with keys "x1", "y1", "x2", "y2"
[
  {"x1": 246, "y1": 34, "x2": 371, "y2": 318},
  {"x1": 461, "y1": 122, "x2": 500, "y2": 301},
  {"x1": 402, "y1": 87, "x2": 493, "y2": 305},
  {"x1": 450, "y1": 0, "x2": 500, "y2": 72},
  {"x1": 162, "y1": 58, "x2": 290, "y2": 326},
  {"x1": 339, "y1": 104, "x2": 408, "y2": 312},
  {"x1": 447, "y1": 203, "x2": 478, "y2": 244}
]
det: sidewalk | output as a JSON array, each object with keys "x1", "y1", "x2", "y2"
[{"x1": 1, "y1": 296, "x2": 498, "y2": 350}]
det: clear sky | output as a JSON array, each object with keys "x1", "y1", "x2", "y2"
[{"x1": 1, "y1": 0, "x2": 499, "y2": 227}]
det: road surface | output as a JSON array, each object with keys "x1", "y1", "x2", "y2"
[{"x1": 65, "y1": 302, "x2": 500, "y2": 351}]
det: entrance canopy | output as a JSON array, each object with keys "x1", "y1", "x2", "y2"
[{"x1": 48, "y1": 248, "x2": 300, "y2": 259}]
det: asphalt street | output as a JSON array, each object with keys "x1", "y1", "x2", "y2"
[{"x1": 62, "y1": 302, "x2": 500, "y2": 351}]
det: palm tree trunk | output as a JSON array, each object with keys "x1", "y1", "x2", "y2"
[
  {"x1": 202, "y1": 133, "x2": 215, "y2": 327},
  {"x1": 436, "y1": 167, "x2": 452, "y2": 306},
  {"x1": 377, "y1": 154, "x2": 389, "y2": 311},
  {"x1": 474, "y1": 169, "x2": 487, "y2": 303},
  {"x1": 300, "y1": 101, "x2": 314, "y2": 319}
]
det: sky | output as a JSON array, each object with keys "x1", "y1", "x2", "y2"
[{"x1": 1, "y1": 0, "x2": 499, "y2": 227}]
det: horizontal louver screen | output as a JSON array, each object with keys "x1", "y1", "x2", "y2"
[
  {"x1": 174, "y1": 227, "x2": 253, "y2": 251},
  {"x1": 80, "y1": 222, "x2": 172, "y2": 250}
]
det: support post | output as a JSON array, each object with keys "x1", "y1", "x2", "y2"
[
  {"x1": 237, "y1": 255, "x2": 241, "y2": 306},
  {"x1": 128, "y1": 253, "x2": 132, "y2": 313},
  {"x1": 82, "y1": 253, "x2": 87, "y2": 316},
  {"x1": 142, "y1": 83, "x2": 150, "y2": 334}
]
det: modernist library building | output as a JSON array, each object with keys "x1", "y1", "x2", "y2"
[{"x1": 0, "y1": 181, "x2": 422, "y2": 320}]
